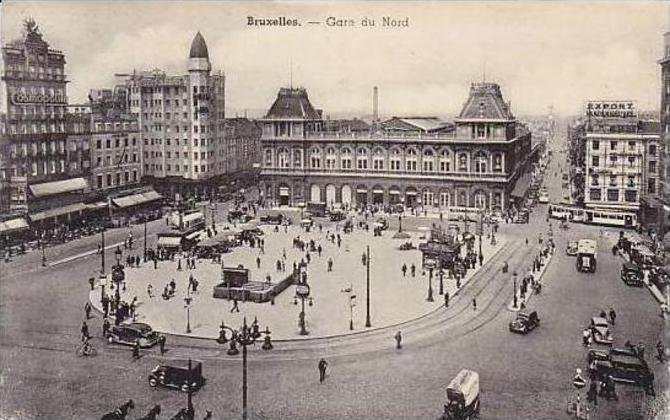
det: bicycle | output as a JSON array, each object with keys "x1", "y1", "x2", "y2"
[{"x1": 76, "y1": 341, "x2": 98, "y2": 357}]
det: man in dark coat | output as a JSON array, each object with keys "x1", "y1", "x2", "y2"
[{"x1": 318, "y1": 358, "x2": 328, "y2": 383}]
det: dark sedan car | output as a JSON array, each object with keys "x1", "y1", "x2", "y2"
[
  {"x1": 149, "y1": 360, "x2": 205, "y2": 392},
  {"x1": 107, "y1": 322, "x2": 162, "y2": 348},
  {"x1": 509, "y1": 311, "x2": 540, "y2": 334}
]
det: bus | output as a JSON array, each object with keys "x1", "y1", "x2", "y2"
[
  {"x1": 548, "y1": 203, "x2": 637, "y2": 228},
  {"x1": 576, "y1": 239, "x2": 597, "y2": 273},
  {"x1": 445, "y1": 206, "x2": 484, "y2": 222}
]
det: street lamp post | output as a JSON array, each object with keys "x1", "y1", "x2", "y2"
[
  {"x1": 41, "y1": 243, "x2": 46, "y2": 267},
  {"x1": 349, "y1": 293, "x2": 356, "y2": 330},
  {"x1": 513, "y1": 271, "x2": 518, "y2": 309},
  {"x1": 217, "y1": 318, "x2": 272, "y2": 420},
  {"x1": 398, "y1": 214, "x2": 403, "y2": 233},
  {"x1": 143, "y1": 218, "x2": 147, "y2": 262},
  {"x1": 439, "y1": 269, "x2": 444, "y2": 295},
  {"x1": 100, "y1": 228, "x2": 106, "y2": 275},
  {"x1": 184, "y1": 296, "x2": 192, "y2": 333},
  {"x1": 427, "y1": 267, "x2": 434, "y2": 302},
  {"x1": 100, "y1": 277, "x2": 107, "y2": 304},
  {"x1": 294, "y1": 280, "x2": 311, "y2": 335},
  {"x1": 365, "y1": 245, "x2": 371, "y2": 327}
]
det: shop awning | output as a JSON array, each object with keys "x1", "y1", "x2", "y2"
[
  {"x1": 511, "y1": 173, "x2": 533, "y2": 198},
  {"x1": 0, "y1": 217, "x2": 29, "y2": 234},
  {"x1": 112, "y1": 190, "x2": 162, "y2": 208},
  {"x1": 279, "y1": 187, "x2": 290, "y2": 196},
  {"x1": 389, "y1": 190, "x2": 400, "y2": 195},
  {"x1": 356, "y1": 188, "x2": 367, "y2": 193},
  {"x1": 30, "y1": 202, "x2": 88, "y2": 221},
  {"x1": 406, "y1": 191, "x2": 417, "y2": 196},
  {"x1": 29, "y1": 177, "x2": 89, "y2": 198},
  {"x1": 372, "y1": 189, "x2": 384, "y2": 194},
  {"x1": 87, "y1": 201, "x2": 108, "y2": 210},
  {"x1": 157, "y1": 236, "x2": 181, "y2": 248},
  {"x1": 185, "y1": 231, "x2": 201, "y2": 240}
]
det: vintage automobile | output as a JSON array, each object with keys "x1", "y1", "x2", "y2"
[
  {"x1": 538, "y1": 192, "x2": 550, "y2": 204},
  {"x1": 259, "y1": 213, "x2": 284, "y2": 225},
  {"x1": 588, "y1": 353, "x2": 653, "y2": 385},
  {"x1": 587, "y1": 347, "x2": 640, "y2": 366},
  {"x1": 509, "y1": 311, "x2": 540, "y2": 334},
  {"x1": 441, "y1": 369, "x2": 480, "y2": 420},
  {"x1": 107, "y1": 322, "x2": 162, "y2": 348},
  {"x1": 148, "y1": 360, "x2": 206, "y2": 392},
  {"x1": 513, "y1": 210, "x2": 529, "y2": 224},
  {"x1": 329, "y1": 210, "x2": 346, "y2": 222},
  {"x1": 620, "y1": 262, "x2": 644, "y2": 287},
  {"x1": 566, "y1": 241, "x2": 578, "y2": 256},
  {"x1": 375, "y1": 218, "x2": 389, "y2": 230},
  {"x1": 590, "y1": 317, "x2": 613, "y2": 346}
]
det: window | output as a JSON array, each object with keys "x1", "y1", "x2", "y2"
[
  {"x1": 96, "y1": 140, "x2": 102, "y2": 149},
  {"x1": 627, "y1": 175, "x2": 635, "y2": 187},
  {"x1": 458, "y1": 153, "x2": 468, "y2": 171},
  {"x1": 649, "y1": 161, "x2": 657, "y2": 174},
  {"x1": 628, "y1": 141, "x2": 636, "y2": 150},
  {"x1": 609, "y1": 175, "x2": 617, "y2": 186},
  {"x1": 625, "y1": 190, "x2": 637, "y2": 202},
  {"x1": 422, "y1": 149, "x2": 435, "y2": 173},
  {"x1": 628, "y1": 156, "x2": 635, "y2": 166},
  {"x1": 592, "y1": 140, "x2": 600, "y2": 150},
  {"x1": 97, "y1": 175, "x2": 103, "y2": 189},
  {"x1": 293, "y1": 150, "x2": 302, "y2": 168},
  {"x1": 648, "y1": 178, "x2": 657, "y2": 194},
  {"x1": 591, "y1": 156, "x2": 599, "y2": 167},
  {"x1": 589, "y1": 188, "x2": 601, "y2": 201},
  {"x1": 607, "y1": 189, "x2": 619, "y2": 202},
  {"x1": 310, "y1": 148, "x2": 321, "y2": 169},
  {"x1": 610, "y1": 141, "x2": 617, "y2": 150},
  {"x1": 405, "y1": 148, "x2": 418, "y2": 172},
  {"x1": 591, "y1": 175, "x2": 599, "y2": 186},
  {"x1": 277, "y1": 148, "x2": 289, "y2": 168},
  {"x1": 609, "y1": 155, "x2": 617, "y2": 164},
  {"x1": 649, "y1": 144, "x2": 657, "y2": 156},
  {"x1": 341, "y1": 148, "x2": 352, "y2": 169},
  {"x1": 476, "y1": 125, "x2": 486, "y2": 139},
  {"x1": 474, "y1": 151, "x2": 487, "y2": 173}
]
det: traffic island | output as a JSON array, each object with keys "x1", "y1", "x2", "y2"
[{"x1": 507, "y1": 245, "x2": 554, "y2": 312}]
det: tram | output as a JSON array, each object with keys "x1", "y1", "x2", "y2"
[{"x1": 548, "y1": 203, "x2": 636, "y2": 228}]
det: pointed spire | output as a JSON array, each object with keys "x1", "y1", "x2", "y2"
[{"x1": 189, "y1": 31, "x2": 209, "y2": 59}]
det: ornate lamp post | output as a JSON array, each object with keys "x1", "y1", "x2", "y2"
[
  {"x1": 41, "y1": 242, "x2": 47, "y2": 267},
  {"x1": 512, "y1": 271, "x2": 518, "y2": 309},
  {"x1": 217, "y1": 318, "x2": 272, "y2": 420},
  {"x1": 427, "y1": 266, "x2": 434, "y2": 302},
  {"x1": 439, "y1": 269, "x2": 444, "y2": 295},
  {"x1": 99, "y1": 276, "x2": 107, "y2": 304},
  {"x1": 294, "y1": 281, "x2": 312, "y2": 335},
  {"x1": 365, "y1": 245, "x2": 371, "y2": 328},
  {"x1": 100, "y1": 228, "x2": 106, "y2": 275},
  {"x1": 184, "y1": 295, "x2": 193, "y2": 333},
  {"x1": 143, "y1": 218, "x2": 148, "y2": 262},
  {"x1": 349, "y1": 293, "x2": 356, "y2": 330}
]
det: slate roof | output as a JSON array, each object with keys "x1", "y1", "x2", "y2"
[
  {"x1": 264, "y1": 88, "x2": 322, "y2": 120},
  {"x1": 458, "y1": 82, "x2": 514, "y2": 120},
  {"x1": 189, "y1": 32, "x2": 209, "y2": 59},
  {"x1": 381, "y1": 117, "x2": 454, "y2": 133}
]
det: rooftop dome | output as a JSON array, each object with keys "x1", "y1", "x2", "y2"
[{"x1": 189, "y1": 32, "x2": 209, "y2": 59}]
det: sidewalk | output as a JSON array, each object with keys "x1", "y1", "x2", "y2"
[
  {"x1": 507, "y1": 246, "x2": 555, "y2": 312},
  {"x1": 89, "y1": 223, "x2": 507, "y2": 341}
]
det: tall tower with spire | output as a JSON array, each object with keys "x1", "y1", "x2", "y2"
[{"x1": 659, "y1": 10, "x2": 670, "y2": 204}]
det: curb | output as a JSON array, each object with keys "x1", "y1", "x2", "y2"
[
  {"x1": 89, "y1": 236, "x2": 510, "y2": 344},
  {"x1": 506, "y1": 250, "x2": 554, "y2": 312}
]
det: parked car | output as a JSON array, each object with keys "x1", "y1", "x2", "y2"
[
  {"x1": 375, "y1": 218, "x2": 389, "y2": 230},
  {"x1": 587, "y1": 347, "x2": 639, "y2": 366},
  {"x1": 538, "y1": 192, "x2": 550, "y2": 204},
  {"x1": 148, "y1": 360, "x2": 206, "y2": 392},
  {"x1": 513, "y1": 211, "x2": 529, "y2": 224},
  {"x1": 107, "y1": 322, "x2": 162, "y2": 348},
  {"x1": 259, "y1": 214, "x2": 284, "y2": 225},
  {"x1": 590, "y1": 317, "x2": 613, "y2": 346},
  {"x1": 620, "y1": 262, "x2": 644, "y2": 287},
  {"x1": 588, "y1": 353, "x2": 653, "y2": 385},
  {"x1": 509, "y1": 311, "x2": 540, "y2": 334},
  {"x1": 566, "y1": 241, "x2": 578, "y2": 256},
  {"x1": 329, "y1": 210, "x2": 346, "y2": 222}
]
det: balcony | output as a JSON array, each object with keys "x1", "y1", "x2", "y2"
[
  {"x1": 262, "y1": 131, "x2": 522, "y2": 144},
  {"x1": 261, "y1": 167, "x2": 509, "y2": 183}
]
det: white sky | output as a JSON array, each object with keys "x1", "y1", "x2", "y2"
[{"x1": 1, "y1": 1, "x2": 667, "y2": 118}]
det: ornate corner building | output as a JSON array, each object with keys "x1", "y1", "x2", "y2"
[{"x1": 259, "y1": 83, "x2": 534, "y2": 211}]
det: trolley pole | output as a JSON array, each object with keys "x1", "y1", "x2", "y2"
[
  {"x1": 143, "y1": 219, "x2": 147, "y2": 262},
  {"x1": 365, "y1": 245, "x2": 371, "y2": 327},
  {"x1": 101, "y1": 229, "x2": 106, "y2": 275}
]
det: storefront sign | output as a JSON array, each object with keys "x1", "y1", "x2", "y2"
[
  {"x1": 11, "y1": 92, "x2": 66, "y2": 105},
  {"x1": 585, "y1": 101, "x2": 636, "y2": 118}
]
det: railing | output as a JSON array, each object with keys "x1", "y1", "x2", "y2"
[
  {"x1": 261, "y1": 131, "x2": 521, "y2": 143},
  {"x1": 261, "y1": 167, "x2": 509, "y2": 181}
]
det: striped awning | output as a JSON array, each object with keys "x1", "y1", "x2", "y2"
[
  {"x1": 87, "y1": 201, "x2": 108, "y2": 210},
  {"x1": 30, "y1": 202, "x2": 88, "y2": 221},
  {"x1": 112, "y1": 190, "x2": 163, "y2": 208},
  {"x1": 0, "y1": 217, "x2": 29, "y2": 233},
  {"x1": 157, "y1": 236, "x2": 181, "y2": 248}
]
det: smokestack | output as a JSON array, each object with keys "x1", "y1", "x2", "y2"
[{"x1": 373, "y1": 86, "x2": 379, "y2": 122}]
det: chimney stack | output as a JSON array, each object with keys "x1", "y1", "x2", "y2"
[{"x1": 373, "y1": 86, "x2": 379, "y2": 122}]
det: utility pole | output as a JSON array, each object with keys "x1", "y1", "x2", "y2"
[
  {"x1": 101, "y1": 229, "x2": 105, "y2": 275},
  {"x1": 365, "y1": 245, "x2": 371, "y2": 327}
]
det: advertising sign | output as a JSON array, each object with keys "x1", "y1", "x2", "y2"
[{"x1": 585, "y1": 101, "x2": 637, "y2": 118}]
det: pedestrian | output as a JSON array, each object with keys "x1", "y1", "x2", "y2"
[
  {"x1": 317, "y1": 244, "x2": 322, "y2": 257},
  {"x1": 231, "y1": 299, "x2": 240, "y2": 313},
  {"x1": 154, "y1": 258, "x2": 158, "y2": 269},
  {"x1": 472, "y1": 298, "x2": 477, "y2": 310},
  {"x1": 657, "y1": 340, "x2": 666, "y2": 362},
  {"x1": 132, "y1": 339, "x2": 141, "y2": 360},
  {"x1": 410, "y1": 264, "x2": 416, "y2": 277},
  {"x1": 256, "y1": 256, "x2": 261, "y2": 269},
  {"x1": 394, "y1": 331, "x2": 402, "y2": 349},
  {"x1": 587, "y1": 379, "x2": 598, "y2": 406},
  {"x1": 608, "y1": 307, "x2": 616, "y2": 325},
  {"x1": 401, "y1": 264, "x2": 407, "y2": 277},
  {"x1": 88, "y1": 277, "x2": 95, "y2": 291},
  {"x1": 159, "y1": 335, "x2": 166, "y2": 355},
  {"x1": 147, "y1": 283, "x2": 153, "y2": 298},
  {"x1": 328, "y1": 258, "x2": 333, "y2": 272},
  {"x1": 81, "y1": 321, "x2": 90, "y2": 342},
  {"x1": 599, "y1": 309, "x2": 607, "y2": 319},
  {"x1": 102, "y1": 317, "x2": 110, "y2": 337},
  {"x1": 84, "y1": 302, "x2": 92, "y2": 320},
  {"x1": 525, "y1": 237, "x2": 528, "y2": 245},
  {"x1": 318, "y1": 358, "x2": 328, "y2": 383},
  {"x1": 444, "y1": 292, "x2": 450, "y2": 308},
  {"x1": 637, "y1": 342, "x2": 646, "y2": 359},
  {"x1": 606, "y1": 375, "x2": 618, "y2": 400}
]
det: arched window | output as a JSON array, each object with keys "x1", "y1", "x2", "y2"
[
  {"x1": 293, "y1": 149, "x2": 303, "y2": 168},
  {"x1": 310, "y1": 147, "x2": 321, "y2": 169},
  {"x1": 264, "y1": 149, "x2": 273, "y2": 167},
  {"x1": 277, "y1": 147, "x2": 290, "y2": 168},
  {"x1": 406, "y1": 148, "x2": 418, "y2": 172},
  {"x1": 439, "y1": 149, "x2": 451, "y2": 172},
  {"x1": 390, "y1": 148, "x2": 402, "y2": 171},
  {"x1": 372, "y1": 148, "x2": 385, "y2": 171},
  {"x1": 474, "y1": 190, "x2": 487, "y2": 209},
  {"x1": 357, "y1": 147, "x2": 369, "y2": 170},
  {"x1": 341, "y1": 147, "x2": 352, "y2": 169},
  {"x1": 325, "y1": 147, "x2": 337, "y2": 169},
  {"x1": 458, "y1": 153, "x2": 468, "y2": 172},
  {"x1": 493, "y1": 153, "x2": 503, "y2": 172},
  {"x1": 422, "y1": 148, "x2": 435, "y2": 173},
  {"x1": 474, "y1": 151, "x2": 488, "y2": 173}
]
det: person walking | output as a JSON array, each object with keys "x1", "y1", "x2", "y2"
[
  {"x1": 394, "y1": 331, "x2": 402, "y2": 349},
  {"x1": 657, "y1": 340, "x2": 666, "y2": 362},
  {"x1": 318, "y1": 358, "x2": 328, "y2": 383},
  {"x1": 132, "y1": 339, "x2": 141, "y2": 361},
  {"x1": 256, "y1": 256, "x2": 261, "y2": 269},
  {"x1": 230, "y1": 299, "x2": 240, "y2": 313},
  {"x1": 159, "y1": 335, "x2": 166, "y2": 355},
  {"x1": 327, "y1": 258, "x2": 333, "y2": 272},
  {"x1": 102, "y1": 317, "x2": 110, "y2": 337},
  {"x1": 444, "y1": 292, "x2": 450, "y2": 308},
  {"x1": 84, "y1": 302, "x2": 92, "y2": 320},
  {"x1": 608, "y1": 308, "x2": 616, "y2": 325},
  {"x1": 472, "y1": 298, "x2": 477, "y2": 310},
  {"x1": 410, "y1": 264, "x2": 416, "y2": 277},
  {"x1": 147, "y1": 283, "x2": 153, "y2": 298},
  {"x1": 401, "y1": 264, "x2": 407, "y2": 277},
  {"x1": 81, "y1": 321, "x2": 90, "y2": 342},
  {"x1": 586, "y1": 379, "x2": 598, "y2": 406}
]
